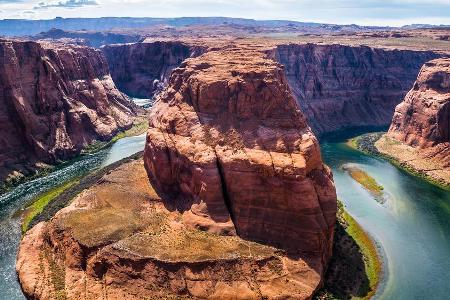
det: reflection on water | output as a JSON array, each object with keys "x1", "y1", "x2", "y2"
[
  {"x1": 0, "y1": 134, "x2": 146, "y2": 300},
  {"x1": 321, "y1": 140, "x2": 450, "y2": 300}
]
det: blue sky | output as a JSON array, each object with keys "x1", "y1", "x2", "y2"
[{"x1": 0, "y1": 0, "x2": 450, "y2": 26}]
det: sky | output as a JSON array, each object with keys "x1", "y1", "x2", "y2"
[{"x1": 0, "y1": 0, "x2": 450, "y2": 26}]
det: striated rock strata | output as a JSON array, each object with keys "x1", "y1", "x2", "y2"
[
  {"x1": 272, "y1": 44, "x2": 439, "y2": 134},
  {"x1": 17, "y1": 157, "x2": 328, "y2": 300},
  {"x1": 17, "y1": 43, "x2": 337, "y2": 299},
  {"x1": 377, "y1": 58, "x2": 450, "y2": 186},
  {"x1": 102, "y1": 41, "x2": 205, "y2": 98},
  {"x1": 0, "y1": 39, "x2": 138, "y2": 183},
  {"x1": 143, "y1": 45, "x2": 337, "y2": 296}
]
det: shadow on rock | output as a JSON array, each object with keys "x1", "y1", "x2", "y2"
[{"x1": 314, "y1": 221, "x2": 371, "y2": 300}]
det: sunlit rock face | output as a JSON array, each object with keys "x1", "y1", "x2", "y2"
[
  {"x1": 272, "y1": 44, "x2": 439, "y2": 134},
  {"x1": 388, "y1": 58, "x2": 450, "y2": 147},
  {"x1": 376, "y1": 58, "x2": 450, "y2": 186},
  {"x1": 143, "y1": 44, "x2": 337, "y2": 267},
  {"x1": 102, "y1": 41, "x2": 206, "y2": 98},
  {"x1": 0, "y1": 39, "x2": 138, "y2": 182}
]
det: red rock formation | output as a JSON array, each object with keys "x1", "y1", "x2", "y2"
[
  {"x1": 378, "y1": 58, "x2": 450, "y2": 185},
  {"x1": 17, "y1": 157, "x2": 326, "y2": 300},
  {"x1": 144, "y1": 44, "x2": 337, "y2": 266},
  {"x1": 272, "y1": 44, "x2": 439, "y2": 134},
  {"x1": 17, "y1": 41, "x2": 339, "y2": 300},
  {"x1": 0, "y1": 39, "x2": 138, "y2": 183},
  {"x1": 389, "y1": 58, "x2": 450, "y2": 147},
  {"x1": 102, "y1": 41, "x2": 205, "y2": 98}
]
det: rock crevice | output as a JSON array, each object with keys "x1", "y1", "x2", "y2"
[{"x1": 143, "y1": 44, "x2": 337, "y2": 261}]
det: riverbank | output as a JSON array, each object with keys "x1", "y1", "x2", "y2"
[
  {"x1": 0, "y1": 117, "x2": 148, "y2": 197},
  {"x1": 20, "y1": 152, "x2": 145, "y2": 233},
  {"x1": 348, "y1": 133, "x2": 450, "y2": 191},
  {"x1": 315, "y1": 201, "x2": 382, "y2": 300}
]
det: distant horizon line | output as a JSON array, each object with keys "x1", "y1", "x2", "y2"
[{"x1": 0, "y1": 16, "x2": 449, "y2": 28}]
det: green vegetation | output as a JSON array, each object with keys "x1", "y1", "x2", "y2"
[
  {"x1": 315, "y1": 201, "x2": 382, "y2": 300},
  {"x1": 21, "y1": 152, "x2": 145, "y2": 234},
  {"x1": 21, "y1": 179, "x2": 79, "y2": 233},
  {"x1": 347, "y1": 133, "x2": 450, "y2": 192},
  {"x1": 1, "y1": 119, "x2": 148, "y2": 196},
  {"x1": 342, "y1": 164, "x2": 385, "y2": 202},
  {"x1": 82, "y1": 120, "x2": 148, "y2": 154},
  {"x1": 0, "y1": 165, "x2": 54, "y2": 196},
  {"x1": 338, "y1": 202, "x2": 381, "y2": 298}
]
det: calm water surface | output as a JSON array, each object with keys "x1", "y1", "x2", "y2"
[
  {"x1": 0, "y1": 133, "x2": 146, "y2": 299},
  {"x1": 321, "y1": 140, "x2": 450, "y2": 300}
]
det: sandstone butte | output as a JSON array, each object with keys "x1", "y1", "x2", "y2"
[
  {"x1": 0, "y1": 39, "x2": 139, "y2": 184},
  {"x1": 376, "y1": 58, "x2": 450, "y2": 186},
  {"x1": 17, "y1": 43, "x2": 337, "y2": 299}
]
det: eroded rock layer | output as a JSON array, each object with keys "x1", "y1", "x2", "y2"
[
  {"x1": 0, "y1": 39, "x2": 138, "y2": 183},
  {"x1": 273, "y1": 44, "x2": 439, "y2": 134},
  {"x1": 17, "y1": 158, "x2": 325, "y2": 300},
  {"x1": 144, "y1": 44, "x2": 337, "y2": 271},
  {"x1": 377, "y1": 58, "x2": 450, "y2": 185},
  {"x1": 102, "y1": 41, "x2": 205, "y2": 98}
]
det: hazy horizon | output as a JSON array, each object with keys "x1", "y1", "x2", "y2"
[{"x1": 0, "y1": 1, "x2": 450, "y2": 27}]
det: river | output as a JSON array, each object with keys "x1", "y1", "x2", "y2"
[
  {"x1": 321, "y1": 138, "x2": 450, "y2": 300},
  {"x1": 1, "y1": 132, "x2": 449, "y2": 299},
  {"x1": 0, "y1": 133, "x2": 147, "y2": 300}
]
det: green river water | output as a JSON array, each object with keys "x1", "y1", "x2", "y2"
[
  {"x1": 0, "y1": 132, "x2": 449, "y2": 299},
  {"x1": 321, "y1": 138, "x2": 450, "y2": 300}
]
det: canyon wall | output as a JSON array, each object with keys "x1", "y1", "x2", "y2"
[
  {"x1": 144, "y1": 44, "x2": 337, "y2": 264},
  {"x1": 102, "y1": 41, "x2": 205, "y2": 98},
  {"x1": 34, "y1": 28, "x2": 142, "y2": 48},
  {"x1": 0, "y1": 39, "x2": 138, "y2": 183},
  {"x1": 377, "y1": 58, "x2": 450, "y2": 185},
  {"x1": 273, "y1": 44, "x2": 440, "y2": 134},
  {"x1": 388, "y1": 58, "x2": 450, "y2": 147}
]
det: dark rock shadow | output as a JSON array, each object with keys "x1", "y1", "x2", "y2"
[{"x1": 314, "y1": 221, "x2": 371, "y2": 300}]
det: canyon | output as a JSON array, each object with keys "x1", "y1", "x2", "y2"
[
  {"x1": 100, "y1": 39, "x2": 441, "y2": 134},
  {"x1": 102, "y1": 40, "x2": 205, "y2": 98},
  {"x1": 273, "y1": 44, "x2": 439, "y2": 134},
  {"x1": 0, "y1": 39, "x2": 140, "y2": 186},
  {"x1": 17, "y1": 43, "x2": 337, "y2": 299},
  {"x1": 376, "y1": 58, "x2": 450, "y2": 186},
  {"x1": 4, "y1": 21, "x2": 450, "y2": 300}
]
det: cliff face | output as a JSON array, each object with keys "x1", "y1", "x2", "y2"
[
  {"x1": 0, "y1": 39, "x2": 138, "y2": 183},
  {"x1": 102, "y1": 41, "x2": 205, "y2": 98},
  {"x1": 388, "y1": 58, "x2": 450, "y2": 147},
  {"x1": 18, "y1": 157, "x2": 330, "y2": 300},
  {"x1": 377, "y1": 58, "x2": 450, "y2": 186},
  {"x1": 34, "y1": 28, "x2": 142, "y2": 48},
  {"x1": 273, "y1": 44, "x2": 439, "y2": 134},
  {"x1": 144, "y1": 44, "x2": 337, "y2": 268}
]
